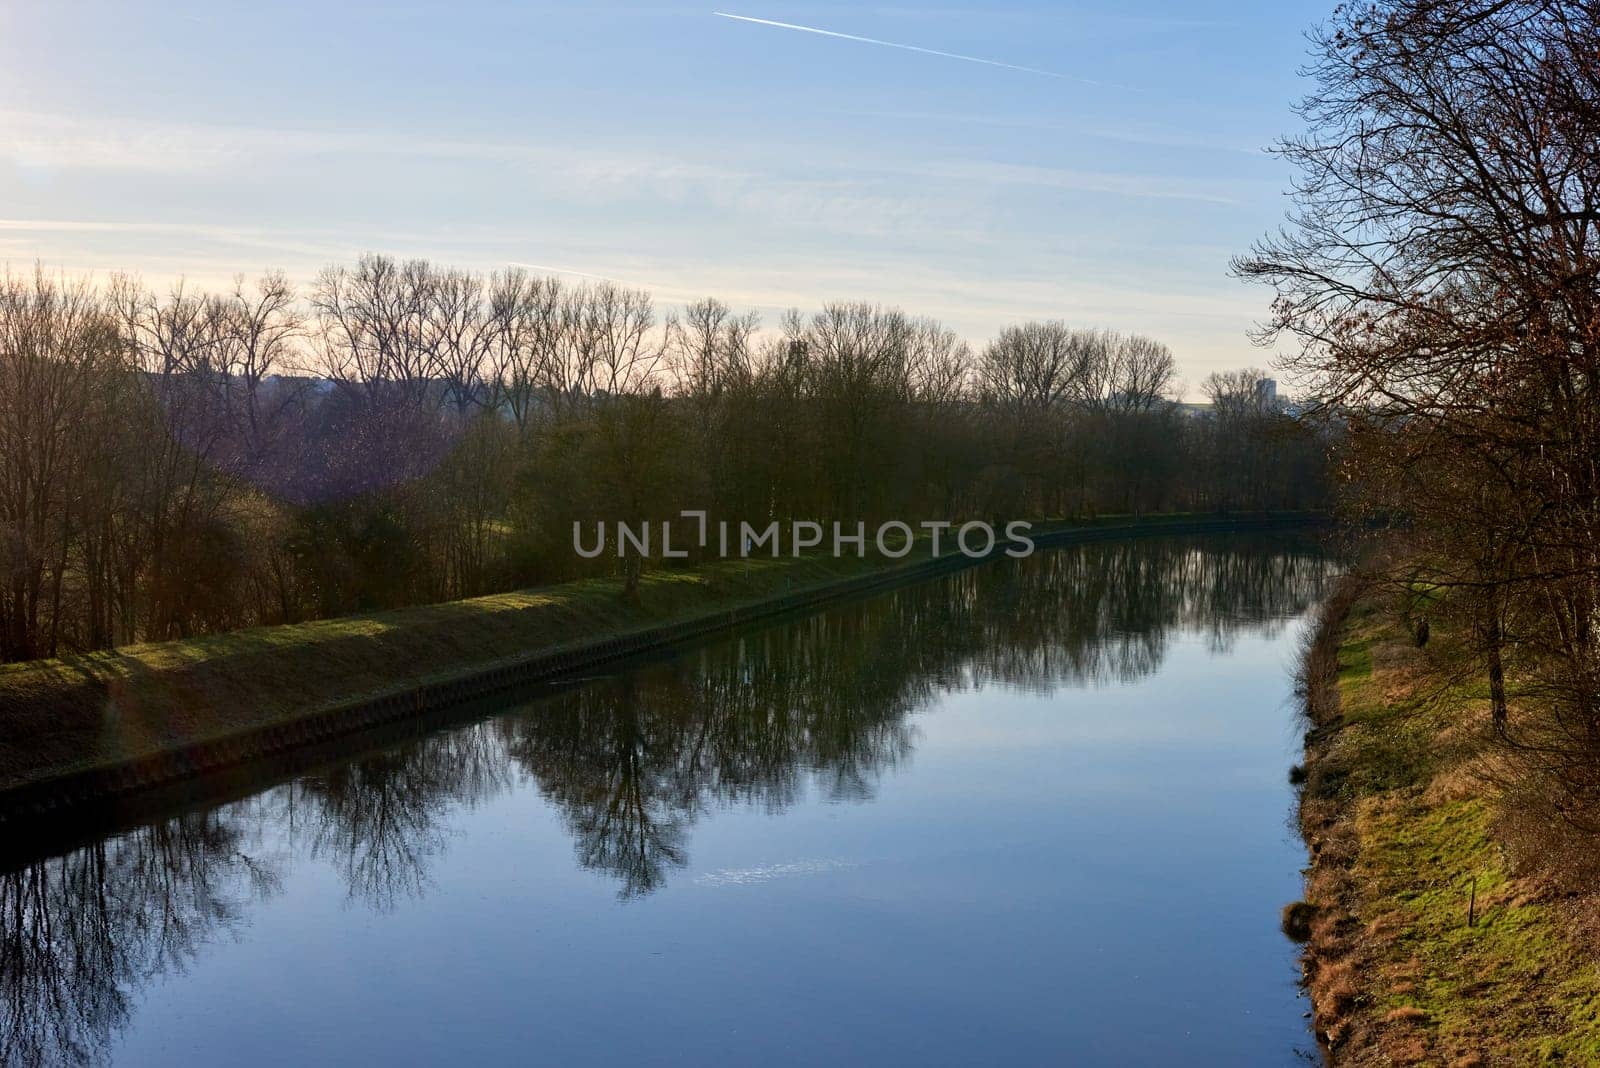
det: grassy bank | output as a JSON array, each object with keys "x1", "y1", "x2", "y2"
[
  {"x1": 0, "y1": 551, "x2": 888, "y2": 794},
  {"x1": 0, "y1": 513, "x2": 1307, "y2": 800},
  {"x1": 1296, "y1": 579, "x2": 1600, "y2": 1064}
]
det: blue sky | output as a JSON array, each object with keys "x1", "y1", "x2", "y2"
[{"x1": 0, "y1": 1, "x2": 1328, "y2": 391}]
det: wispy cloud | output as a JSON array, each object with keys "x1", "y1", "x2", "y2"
[
  {"x1": 712, "y1": 11, "x2": 1106, "y2": 84},
  {"x1": 842, "y1": 108, "x2": 1271, "y2": 157},
  {"x1": 881, "y1": 159, "x2": 1244, "y2": 206},
  {"x1": 0, "y1": 217, "x2": 363, "y2": 263},
  {"x1": 0, "y1": 109, "x2": 751, "y2": 185}
]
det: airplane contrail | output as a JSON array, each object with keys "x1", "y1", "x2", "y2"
[
  {"x1": 713, "y1": 11, "x2": 1095, "y2": 84},
  {"x1": 508, "y1": 261, "x2": 635, "y2": 285}
]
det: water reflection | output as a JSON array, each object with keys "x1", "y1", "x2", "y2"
[
  {"x1": 296, "y1": 724, "x2": 513, "y2": 909},
  {"x1": 1, "y1": 815, "x2": 279, "y2": 1067},
  {"x1": 0, "y1": 534, "x2": 1331, "y2": 1067}
]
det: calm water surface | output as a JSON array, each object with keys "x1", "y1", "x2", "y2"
[{"x1": 2, "y1": 534, "x2": 1334, "y2": 1066}]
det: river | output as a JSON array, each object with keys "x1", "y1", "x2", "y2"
[{"x1": 0, "y1": 533, "x2": 1334, "y2": 1066}]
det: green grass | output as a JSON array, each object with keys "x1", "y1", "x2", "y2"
[
  {"x1": 1312, "y1": 593, "x2": 1600, "y2": 1064},
  {"x1": 1338, "y1": 639, "x2": 1373, "y2": 681},
  {"x1": 1354, "y1": 791, "x2": 1600, "y2": 1062}
]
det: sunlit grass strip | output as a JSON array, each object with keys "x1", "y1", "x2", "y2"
[{"x1": 0, "y1": 553, "x2": 879, "y2": 790}]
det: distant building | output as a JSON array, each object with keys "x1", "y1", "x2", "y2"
[{"x1": 1176, "y1": 377, "x2": 1287, "y2": 418}]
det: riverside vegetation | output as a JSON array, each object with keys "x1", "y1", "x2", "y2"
[
  {"x1": 1294, "y1": 573, "x2": 1600, "y2": 1064},
  {"x1": 1238, "y1": 0, "x2": 1600, "y2": 1061},
  {"x1": 0, "y1": 261, "x2": 1328, "y2": 667},
  {"x1": 0, "y1": 248, "x2": 1332, "y2": 799}
]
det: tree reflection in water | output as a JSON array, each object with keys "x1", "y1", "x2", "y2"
[
  {"x1": 0, "y1": 534, "x2": 1332, "y2": 1066},
  {"x1": 0, "y1": 813, "x2": 279, "y2": 1067}
]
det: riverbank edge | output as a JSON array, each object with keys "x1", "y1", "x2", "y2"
[
  {"x1": 0, "y1": 513, "x2": 1321, "y2": 826},
  {"x1": 1292, "y1": 571, "x2": 1369, "y2": 1057},
  {"x1": 1293, "y1": 574, "x2": 1600, "y2": 1064}
]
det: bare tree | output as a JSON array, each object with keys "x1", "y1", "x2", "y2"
[
  {"x1": 424, "y1": 266, "x2": 490, "y2": 417},
  {"x1": 573, "y1": 281, "x2": 665, "y2": 400},
  {"x1": 1236, "y1": 0, "x2": 1600, "y2": 805},
  {"x1": 483, "y1": 269, "x2": 564, "y2": 436},
  {"x1": 0, "y1": 270, "x2": 123, "y2": 659},
  {"x1": 667, "y1": 297, "x2": 758, "y2": 403},
  {"x1": 213, "y1": 272, "x2": 303, "y2": 473},
  {"x1": 312, "y1": 253, "x2": 440, "y2": 407}
]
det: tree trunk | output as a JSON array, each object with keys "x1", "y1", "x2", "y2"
[{"x1": 1485, "y1": 611, "x2": 1508, "y2": 736}]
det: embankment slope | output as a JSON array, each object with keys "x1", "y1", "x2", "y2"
[{"x1": 1297, "y1": 579, "x2": 1600, "y2": 1064}]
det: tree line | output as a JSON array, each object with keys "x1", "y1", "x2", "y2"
[
  {"x1": 0, "y1": 256, "x2": 1330, "y2": 662},
  {"x1": 1237, "y1": 0, "x2": 1600, "y2": 824}
]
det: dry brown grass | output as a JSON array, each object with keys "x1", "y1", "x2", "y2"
[
  {"x1": 1384, "y1": 1005, "x2": 1428, "y2": 1023},
  {"x1": 1422, "y1": 750, "x2": 1503, "y2": 805},
  {"x1": 1382, "y1": 1033, "x2": 1430, "y2": 1064}
]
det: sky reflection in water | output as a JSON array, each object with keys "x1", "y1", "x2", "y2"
[{"x1": 1, "y1": 534, "x2": 1335, "y2": 1067}]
